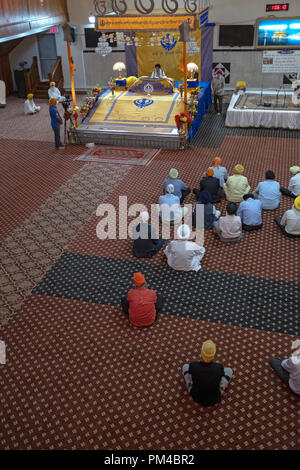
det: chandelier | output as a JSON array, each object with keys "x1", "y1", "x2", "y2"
[{"x1": 95, "y1": 34, "x2": 113, "y2": 56}]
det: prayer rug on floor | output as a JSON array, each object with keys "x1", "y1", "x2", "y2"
[{"x1": 76, "y1": 146, "x2": 161, "y2": 165}]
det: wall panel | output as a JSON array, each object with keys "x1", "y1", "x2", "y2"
[{"x1": 0, "y1": 0, "x2": 69, "y2": 42}]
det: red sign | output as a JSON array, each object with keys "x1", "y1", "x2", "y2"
[
  {"x1": 266, "y1": 3, "x2": 289, "y2": 11},
  {"x1": 51, "y1": 27, "x2": 58, "y2": 34}
]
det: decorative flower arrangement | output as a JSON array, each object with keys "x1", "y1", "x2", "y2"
[
  {"x1": 79, "y1": 86, "x2": 102, "y2": 119},
  {"x1": 175, "y1": 113, "x2": 192, "y2": 132},
  {"x1": 92, "y1": 86, "x2": 102, "y2": 99}
]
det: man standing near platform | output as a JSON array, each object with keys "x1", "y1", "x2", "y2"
[
  {"x1": 212, "y1": 69, "x2": 225, "y2": 115},
  {"x1": 151, "y1": 64, "x2": 166, "y2": 79}
]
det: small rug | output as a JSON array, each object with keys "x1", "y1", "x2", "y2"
[{"x1": 76, "y1": 146, "x2": 161, "y2": 165}]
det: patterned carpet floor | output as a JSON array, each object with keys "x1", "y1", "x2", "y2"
[{"x1": 0, "y1": 96, "x2": 299, "y2": 450}]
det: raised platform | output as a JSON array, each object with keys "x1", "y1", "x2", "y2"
[
  {"x1": 74, "y1": 88, "x2": 184, "y2": 149},
  {"x1": 225, "y1": 89, "x2": 300, "y2": 129}
]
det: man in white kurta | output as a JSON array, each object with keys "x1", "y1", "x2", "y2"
[
  {"x1": 24, "y1": 94, "x2": 40, "y2": 115},
  {"x1": 48, "y1": 82, "x2": 65, "y2": 102},
  {"x1": 164, "y1": 224, "x2": 205, "y2": 272},
  {"x1": 0, "y1": 80, "x2": 6, "y2": 107}
]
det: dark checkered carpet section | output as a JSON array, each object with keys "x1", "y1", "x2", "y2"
[
  {"x1": 33, "y1": 253, "x2": 300, "y2": 335},
  {"x1": 192, "y1": 105, "x2": 300, "y2": 148}
]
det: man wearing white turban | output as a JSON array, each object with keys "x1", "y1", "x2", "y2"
[{"x1": 164, "y1": 224, "x2": 205, "y2": 272}]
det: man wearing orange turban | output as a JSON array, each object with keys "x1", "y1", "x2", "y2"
[
  {"x1": 49, "y1": 98, "x2": 64, "y2": 149},
  {"x1": 202, "y1": 157, "x2": 228, "y2": 188},
  {"x1": 193, "y1": 167, "x2": 223, "y2": 203},
  {"x1": 121, "y1": 272, "x2": 163, "y2": 327}
]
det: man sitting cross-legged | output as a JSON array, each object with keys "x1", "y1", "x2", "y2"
[
  {"x1": 182, "y1": 340, "x2": 233, "y2": 407},
  {"x1": 121, "y1": 272, "x2": 163, "y2": 327}
]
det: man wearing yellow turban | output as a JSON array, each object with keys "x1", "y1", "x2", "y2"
[
  {"x1": 223, "y1": 164, "x2": 251, "y2": 202},
  {"x1": 48, "y1": 82, "x2": 66, "y2": 103},
  {"x1": 24, "y1": 93, "x2": 40, "y2": 115}
]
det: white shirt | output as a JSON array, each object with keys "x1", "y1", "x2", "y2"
[
  {"x1": 151, "y1": 69, "x2": 166, "y2": 79},
  {"x1": 288, "y1": 173, "x2": 300, "y2": 197},
  {"x1": 281, "y1": 206, "x2": 300, "y2": 235},
  {"x1": 164, "y1": 240, "x2": 205, "y2": 272},
  {"x1": 282, "y1": 356, "x2": 300, "y2": 395},
  {"x1": 24, "y1": 99, "x2": 40, "y2": 115},
  {"x1": 48, "y1": 86, "x2": 65, "y2": 102}
]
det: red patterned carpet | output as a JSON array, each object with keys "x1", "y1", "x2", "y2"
[{"x1": 0, "y1": 96, "x2": 299, "y2": 450}]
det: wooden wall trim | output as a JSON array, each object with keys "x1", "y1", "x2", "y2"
[{"x1": 0, "y1": 0, "x2": 69, "y2": 43}]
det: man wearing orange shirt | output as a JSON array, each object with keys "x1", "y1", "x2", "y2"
[{"x1": 121, "y1": 272, "x2": 163, "y2": 327}]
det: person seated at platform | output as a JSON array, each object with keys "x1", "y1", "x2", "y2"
[
  {"x1": 24, "y1": 93, "x2": 40, "y2": 115},
  {"x1": 280, "y1": 166, "x2": 300, "y2": 199},
  {"x1": 223, "y1": 164, "x2": 250, "y2": 203},
  {"x1": 151, "y1": 63, "x2": 166, "y2": 79},
  {"x1": 163, "y1": 168, "x2": 191, "y2": 204},
  {"x1": 213, "y1": 202, "x2": 242, "y2": 243},
  {"x1": 132, "y1": 211, "x2": 165, "y2": 258},
  {"x1": 48, "y1": 81, "x2": 66, "y2": 102},
  {"x1": 274, "y1": 196, "x2": 300, "y2": 238},
  {"x1": 269, "y1": 353, "x2": 300, "y2": 396},
  {"x1": 253, "y1": 170, "x2": 281, "y2": 210},
  {"x1": 182, "y1": 340, "x2": 233, "y2": 407},
  {"x1": 193, "y1": 168, "x2": 222, "y2": 203},
  {"x1": 211, "y1": 69, "x2": 225, "y2": 115},
  {"x1": 121, "y1": 272, "x2": 163, "y2": 327},
  {"x1": 164, "y1": 224, "x2": 205, "y2": 272},
  {"x1": 159, "y1": 184, "x2": 188, "y2": 222},
  {"x1": 237, "y1": 193, "x2": 263, "y2": 231},
  {"x1": 192, "y1": 190, "x2": 220, "y2": 230},
  {"x1": 203, "y1": 157, "x2": 228, "y2": 188}
]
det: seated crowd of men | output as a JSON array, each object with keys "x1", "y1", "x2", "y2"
[{"x1": 121, "y1": 159, "x2": 300, "y2": 405}]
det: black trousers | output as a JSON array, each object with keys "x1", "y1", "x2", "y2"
[
  {"x1": 269, "y1": 357, "x2": 289, "y2": 385},
  {"x1": 121, "y1": 294, "x2": 164, "y2": 322},
  {"x1": 275, "y1": 217, "x2": 300, "y2": 238},
  {"x1": 214, "y1": 95, "x2": 223, "y2": 114},
  {"x1": 280, "y1": 187, "x2": 297, "y2": 199},
  {"x1": 242, "y1": 223, "x2": 263, "y2": 231},
  {"x1": 180, "y1": 188, "x2": 191, "y2": 204}
]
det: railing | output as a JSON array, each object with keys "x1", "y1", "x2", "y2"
[
  {"x1": 48, "y1": 56, "x2": 64, "y2": 93},
  {"x1": 24, "y1": 56, "x2": 40, "y2": 93}
]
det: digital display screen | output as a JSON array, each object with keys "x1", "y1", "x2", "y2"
[
  {"x1": 256, "y1": 17, "x2": 300, "y2": 48},
  {"x1": 266, "y1": 4, "x2": 289, "y2": 11}
]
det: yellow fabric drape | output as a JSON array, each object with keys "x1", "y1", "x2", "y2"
[{"x1": 136, "y1": 30, "x2": 201, "y2": 82}]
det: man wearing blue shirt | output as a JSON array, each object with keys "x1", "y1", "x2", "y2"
[
  {"x1": 237, "y1": 193, "x2": 263, "y2": 231},
  {"x1": 253, "y1": 170, "x2": 281, "y2": 210},
  {"x1": 49, "y1": 98, "x2": 64, "y2": 150},
  {"x1": 163, "y1": 168, "x2": 191, "y2": 204},
  {"x1": 159, "y1": 184, "x2": 188, "y2": 222}
]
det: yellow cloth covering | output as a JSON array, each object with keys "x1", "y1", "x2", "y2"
[{"x1": 90, "y1": 90, "x2": 184, "y2": 127}]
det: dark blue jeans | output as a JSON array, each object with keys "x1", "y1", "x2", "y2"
[{"x1": 52, "y1": 124, "x2": 62, "y2": 149}]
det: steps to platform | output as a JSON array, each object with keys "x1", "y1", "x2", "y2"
[{"x1": 71, "y1": 127, "x2": 181, "y2": 150}]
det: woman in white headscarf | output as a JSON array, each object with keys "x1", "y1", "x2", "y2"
[{"x1": 164, "y1": 224, "x2": 205, "y2": 272}]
